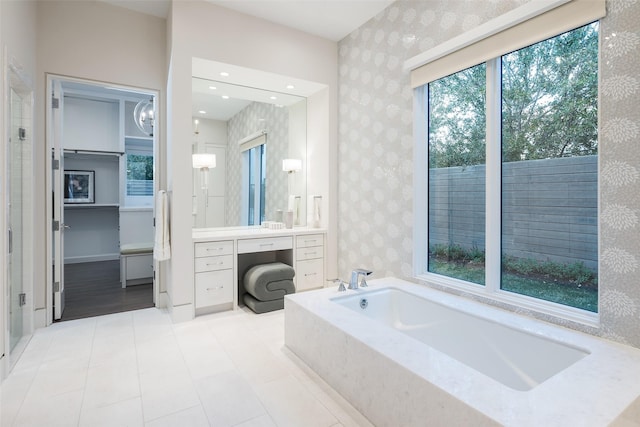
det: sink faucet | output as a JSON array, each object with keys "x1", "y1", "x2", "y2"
[{"x1": 349, "y1": 269, "x2": 372, "y2": 290}]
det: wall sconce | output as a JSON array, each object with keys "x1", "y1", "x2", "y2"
[
  {"x1": 192, "y1": 153, "x2": 216, "y2": 190},
  {"x1": 282, "y1": 158, "x2": 302, "y2": 174}
]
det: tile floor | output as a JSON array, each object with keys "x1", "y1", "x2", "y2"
[{"x1": 1, "y1": 307, "x2": 373, "y2": 427}]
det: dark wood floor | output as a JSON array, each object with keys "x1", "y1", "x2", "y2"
[{"x1": 60, "y1": 260, "x2": 153, "y2": 322}]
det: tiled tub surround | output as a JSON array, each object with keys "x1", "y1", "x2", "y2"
[{"x1": 285, "y1": 278, "x2": 640, "y2": 426}]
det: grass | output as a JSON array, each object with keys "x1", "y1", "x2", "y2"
[{"x1": 429, "y1": 257, "x2": 598, "y2": 313}]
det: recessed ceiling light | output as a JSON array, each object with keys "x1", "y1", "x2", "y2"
[
  {"x1": 198, "y1": 110, "x2": 206, "y2": 114},
  {"x1": 209, "y1": 86, "x2": 217, "y2": 90},
  {"x1": 222, "y1": 95, "x2": 229, "y2": 99},
  {"x1": 286, "y1": 84, "x2": 295, "y2": 90},
  {"x1": 220, "y1": 72, "x2": 229, "y2": 77},
  {"x1": 270, "y1": 96, "x2": 277, "y2": 100}
]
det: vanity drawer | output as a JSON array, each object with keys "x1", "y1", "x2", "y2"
[
  {"x1": 296, "y1": 258, "x2": 324, "y2": 291},
  {"x1": 297, "y1": 246, "x2": 323, "y2": 261},
  {"x1": 195, "y1": 254, "x2": 234, "y2": 273},
  {"x1": 195, "y1": 240, "x2": 233, "y2": 258},
  {"x1": 297, "y1": 234, "x2": 324, "y2": 248},
  {"x1": 195, "y1": 269, "x2": 234, "y2": 308},
  {"x1": 237, "y1": 236, "x2": 293, "y2": 254}
]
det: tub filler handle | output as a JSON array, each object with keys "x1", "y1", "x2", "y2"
[{"x1": 328, "y1": 278, "x2": 347, "y2": 292}]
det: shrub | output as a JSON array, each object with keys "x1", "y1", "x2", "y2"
[{"x1": 430, "y1": 245, "x2": 596, "y2": 287}]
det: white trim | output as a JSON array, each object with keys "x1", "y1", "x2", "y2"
[
  {"x1": 171, "y1": 303, "x2": 194, "y2": 323},
  {"x1": 33, "y1": 308, "x2": 47, "y2": 329},
  {"x1": 485, "y1": 58, "x2": 501, "y2": 293},
  {"x1": 238, "y1": 129, "x2": 266, "y2": 145},
  {"x1": 412, "y1": 86, "x2": 428, "y2": 277},
  {"x1": 404, "y1": 0, "x2": 570, "y2": 72}
]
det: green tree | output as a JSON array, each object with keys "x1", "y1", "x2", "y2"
[
  {"x1": 428, "y1": 64, "x2": 486, "y2": 168},
  {"x1": 127, "y1": 154, "x2": 153, "y2": 180},
  {"x1": 428, "y1": 23, "x2": 598, "y2": 167},
  {"x1": 502, "y1": 23, "x2": 598, "y2": 162}
]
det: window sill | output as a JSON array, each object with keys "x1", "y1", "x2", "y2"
[{"x1": 415, "y1": 272, "x2": 600, "y2": 328}]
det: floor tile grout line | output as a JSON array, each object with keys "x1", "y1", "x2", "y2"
[
  {"x1": 133, "y1": 310, "x2": 148, "y2": 424},
  {"x1": 5, "y1": 307, "x2": 370, "y2": 427},
  {"x1": 175, "y1": 318, "x2": 238, "y2": 427},
  {"x1": 74, "y1": 316, "x2": 99, "y2": 427},
  {"x1": 4, "y1": 362, "x2": 40, "y2": 427}
]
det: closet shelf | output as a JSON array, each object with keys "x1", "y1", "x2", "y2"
[
  {"x1": 124, "y1": 135, "x2": 153, "y2": 141},
  {"x1": 64, "y1": 148, "x2": 124, "y2": 156},
  {"x1": 64, "y1": 203, "x2": 119, "y2": 209}
]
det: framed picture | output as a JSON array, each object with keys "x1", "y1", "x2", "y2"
[{"x1": 64, "y1": 170, "x2": 95, "y2": 204}]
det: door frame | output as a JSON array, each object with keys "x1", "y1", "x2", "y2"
[{"x1": 45, "y1": 74, "x2": 159, "y2": 324}]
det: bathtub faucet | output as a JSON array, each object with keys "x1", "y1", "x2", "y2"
[{"x1": 349, "y1": 269, "x2": 372, "y2": 290}]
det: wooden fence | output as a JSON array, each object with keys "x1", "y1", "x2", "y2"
[{"x1": 428, "y1": 155, "x2": 597, "y2": 270}]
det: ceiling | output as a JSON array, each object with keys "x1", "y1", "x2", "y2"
[
  {"x1": 99, "y1": 0, "x2": 395, "y2": 121},
  {"x1": 100, "y1": 0, "x2": 395, "y2": 41},
  {"x1": 191, "y1": 58, "x2": 325, "y2": 121}
]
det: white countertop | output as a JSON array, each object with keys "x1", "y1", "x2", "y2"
[{"x1": 192, "y1": 226, "x2": 326, "y2": 242}]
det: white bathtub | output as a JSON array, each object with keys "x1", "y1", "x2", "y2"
[{"x1": 285, "y1": 278, "x2": 640, "y2": 426}]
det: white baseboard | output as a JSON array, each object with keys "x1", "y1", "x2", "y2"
[
  {"x1": 171, "y1": 303, "x2": 194, "y2": 323},
  {"x1": 157, "y1": 291, "x2": 168, "y2": 308},
  {"x1": 64, "y1": 253, "x2": 119, "y2": 264},
  {"x1": 34, "y1": 308, "x2": 47, "y2": 329}
]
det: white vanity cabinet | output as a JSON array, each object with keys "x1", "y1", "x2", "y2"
[
  {"x1": 295, "y1": 234, "x2": 325, "y2": 291},
  {"x1": 192, "y1": 228, "x2": 326, "y2": 316},
  {"x1": 194, "y1": 240, "x2": 234, "y2": 314}
]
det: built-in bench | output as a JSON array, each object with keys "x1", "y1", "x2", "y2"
[{"x1": 120, "y1": 243, "x2": 153, "y2": 288}]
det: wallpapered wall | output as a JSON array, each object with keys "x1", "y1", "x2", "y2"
[
  {"x1": 337, "y1": 0, "x2": 640, "y2": 348},
  {"x1": 226, "y1": 102, "x2": 289, "y2": 225}
]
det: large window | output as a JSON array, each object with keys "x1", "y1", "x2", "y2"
[{"x1": 424, "y1": 23, "x2": 599, "y2": 313}]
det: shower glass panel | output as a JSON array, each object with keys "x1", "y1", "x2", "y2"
[{"x1": 9, "y1": 87, "x2": 25, "y2": 352}]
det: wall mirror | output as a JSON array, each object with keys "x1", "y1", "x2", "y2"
[{"x1": 191, "y1": 76, "x2": 307, "y2": 228}]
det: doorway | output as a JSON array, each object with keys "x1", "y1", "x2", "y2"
[{"x1": 47, "y1": 75, "x2": 158, "y2": 322}]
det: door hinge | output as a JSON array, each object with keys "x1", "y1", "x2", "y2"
[
  {"x1": 52, "y1": 96, "x2": 60, "y2": 109},
  {"x1": 19, "y1": 127, "x2": 26, "y2": 141},
  {"x1": 19, "y1": 293, "x2": 26, "y2": 307},
  {"x1": 52, "y1": 158, "x2": 60, "y2": 170},
  {"x1": 53, "y1": 220, "x2": 60, "y2": 231},
  {"x1": 53, "y1": 281, "x2": 60, "y2": 292}
]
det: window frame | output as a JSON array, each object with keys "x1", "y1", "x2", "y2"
[{"x1": 414, "y1": 35, "x2": 599, "y2": 327}]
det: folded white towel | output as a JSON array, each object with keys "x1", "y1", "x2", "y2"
[{"x1": 154, "y1": 190, "x2": 171, "y2": 261}]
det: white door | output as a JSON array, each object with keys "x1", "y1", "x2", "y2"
[{"x1": 50, "y1": 79, "x2": 66, "y2": 320}]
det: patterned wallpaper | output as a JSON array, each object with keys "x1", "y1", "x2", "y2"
[
  {"x1": 226, "y1": 102, "x2": 289, "y2": 225},
  {"x1": 337, "y1": 0, "x2": 640, "y2": 347}
]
